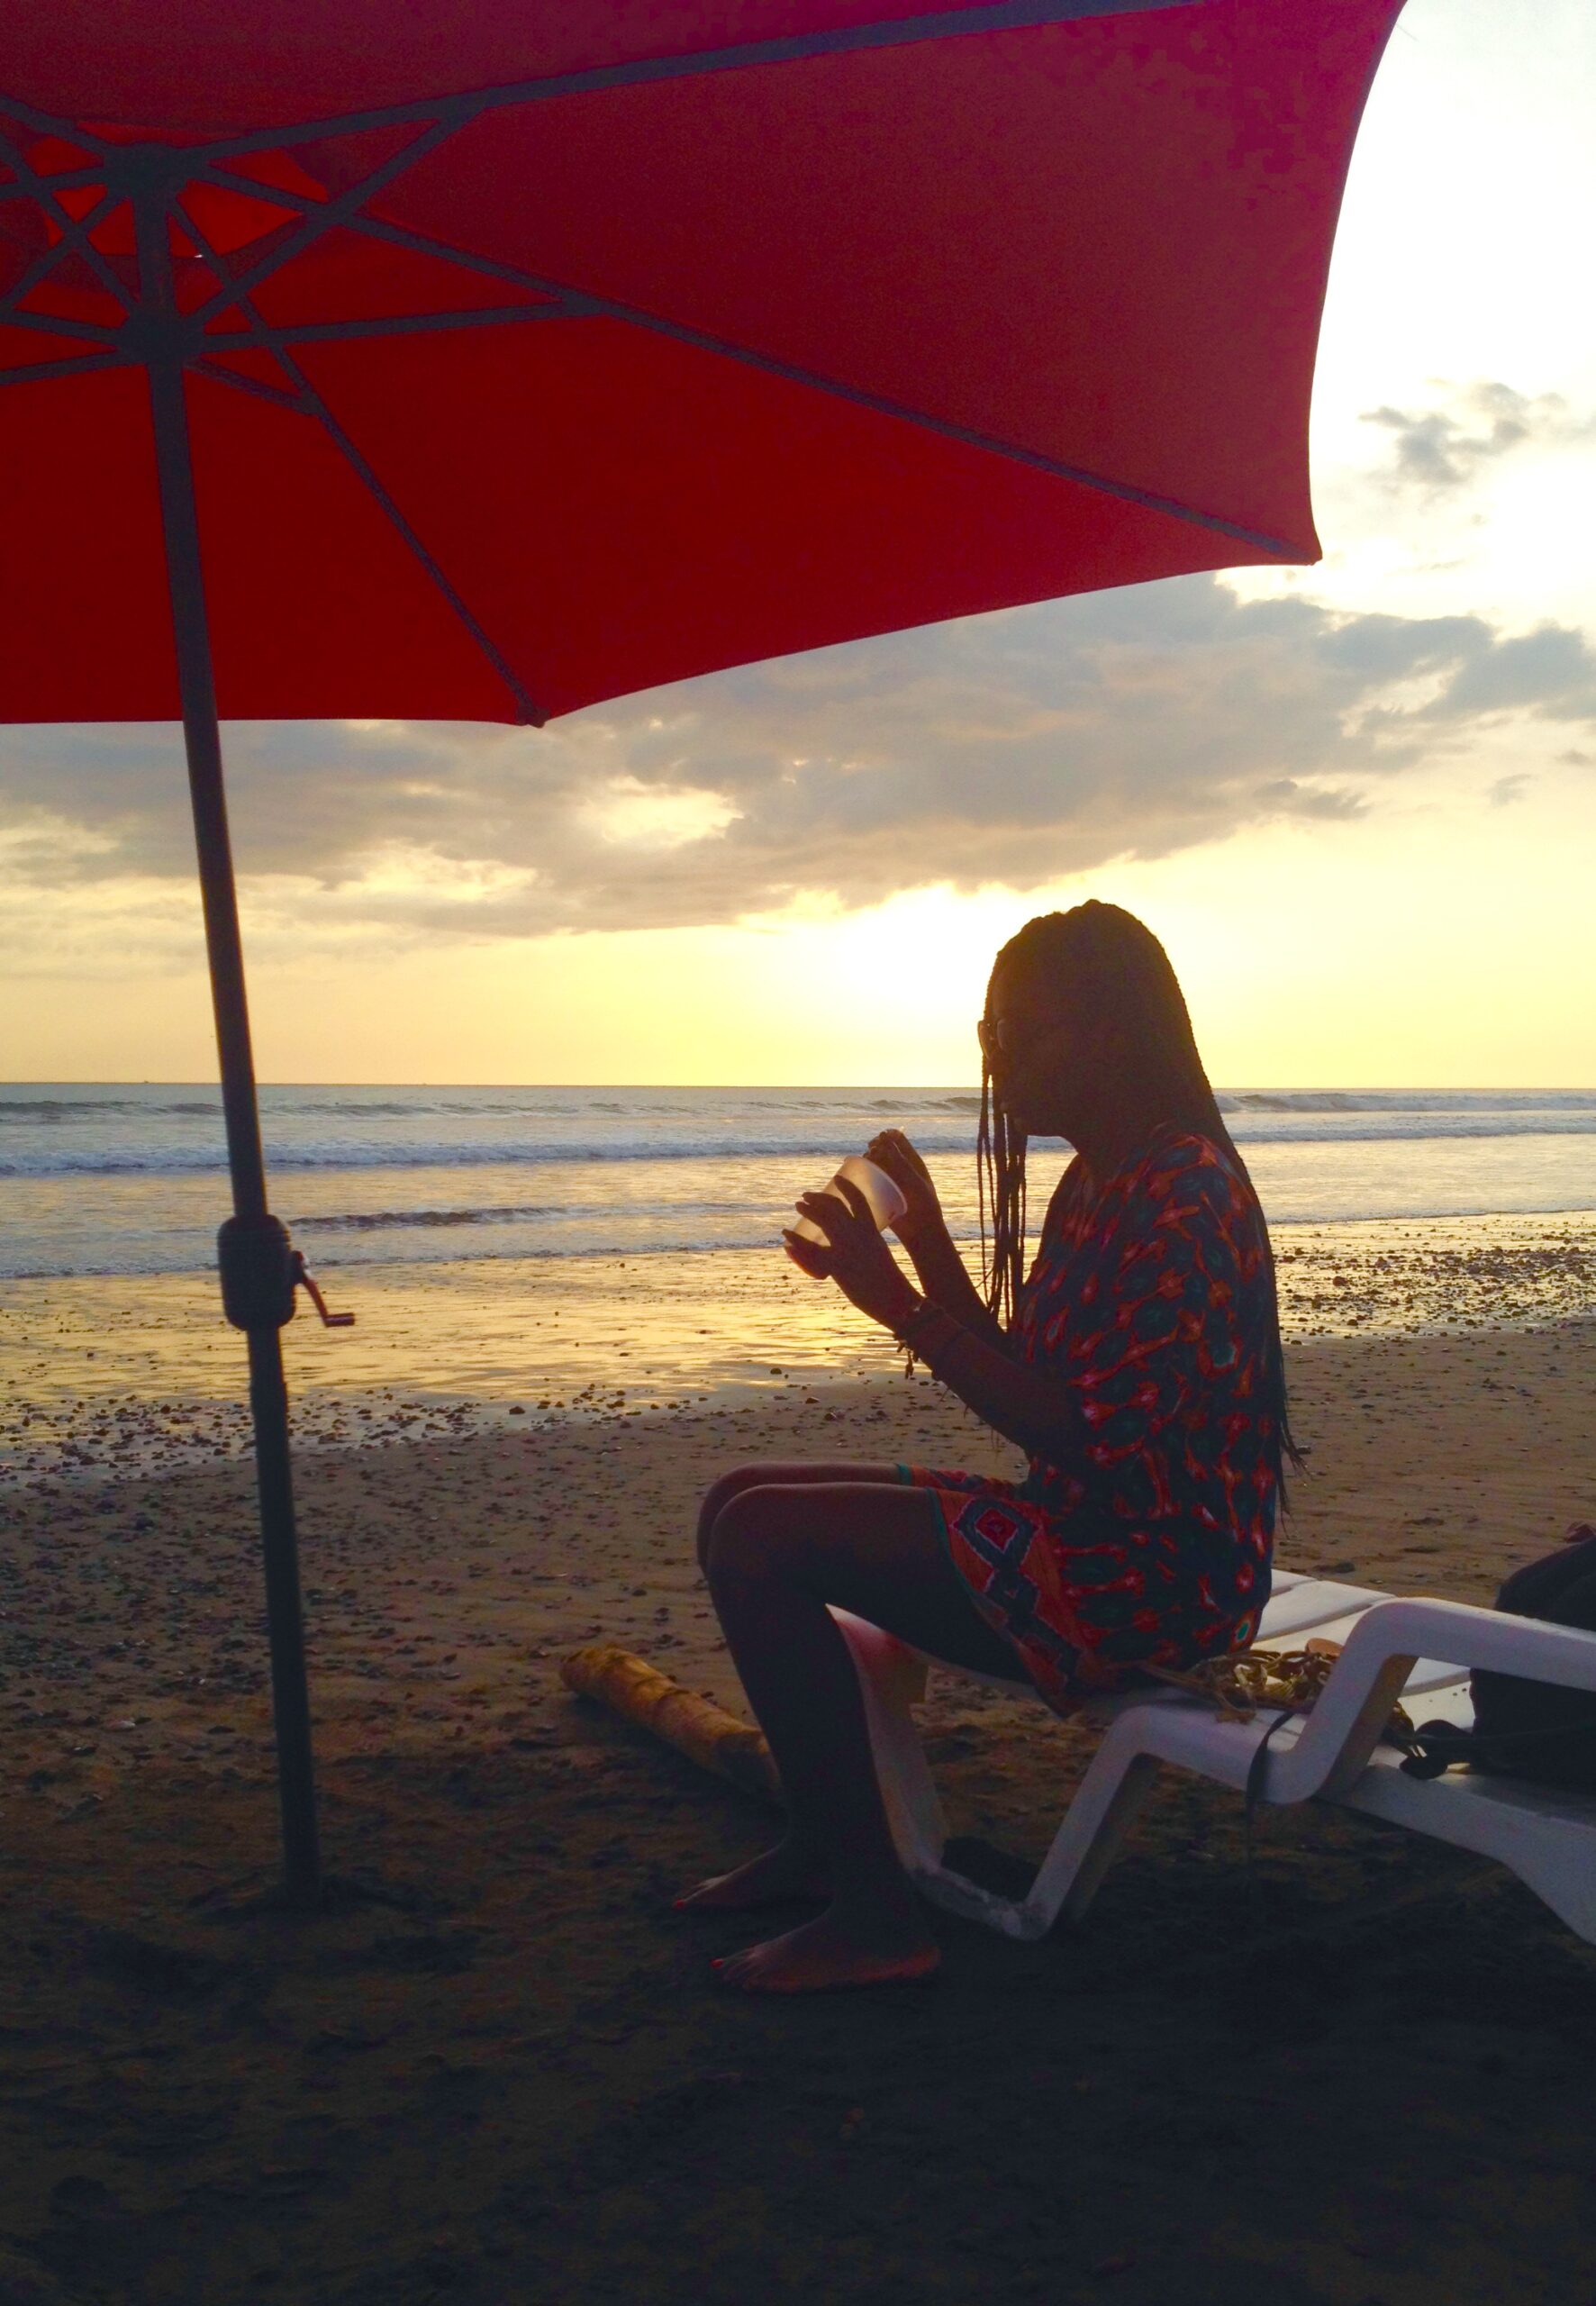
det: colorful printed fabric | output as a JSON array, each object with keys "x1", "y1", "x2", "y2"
[{"x1": 909, "y1": 1127, "x2": 1276, "y2": 1715}]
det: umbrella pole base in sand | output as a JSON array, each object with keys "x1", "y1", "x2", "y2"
[{"x1": 561, "y1": 1647, "x2": 782, "y2": 1806}]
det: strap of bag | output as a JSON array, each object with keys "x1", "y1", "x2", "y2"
[{"x1": 1396, "y1": 1711, "x2": 1596, "y2": 1780}]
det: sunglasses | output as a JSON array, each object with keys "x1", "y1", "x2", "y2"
[{"x1": 977, "y1": 1012, "x2": 1072, "y2": 1064}]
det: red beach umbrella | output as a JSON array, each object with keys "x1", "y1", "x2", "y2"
[{"x1": 1, "y1": 0, "x2": 1404, "y2": 1902}]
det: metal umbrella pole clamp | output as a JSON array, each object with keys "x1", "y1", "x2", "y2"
[{"x1": 131, "y1": 168, "x2": 324, "y2": 1909}]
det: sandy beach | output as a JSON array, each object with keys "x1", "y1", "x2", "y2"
[{"x1": 3, "y1": 1293, "x2": 1595, "y2": 2304}]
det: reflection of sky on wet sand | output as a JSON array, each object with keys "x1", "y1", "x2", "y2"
[
  {"x1": 0, "y1": 1249, "x2": 905, "y2": 1483},
  {"x1": 4, "y1": 1212, "x2": 1594, "y2": 1484}
]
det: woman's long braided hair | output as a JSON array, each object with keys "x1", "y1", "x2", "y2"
[{"x1": 976, "y1": 903, "x2": 1301, "y2": 1496}]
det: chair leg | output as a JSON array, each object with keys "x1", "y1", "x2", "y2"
[
  {"x1": 830, "y1": 1609, "x2": 948, "y2": 1875},
  {"x1": 1047, "y1": 1752, "x2": 1164, "y2": 1924},
  {"x1": 905, "y1": 1741, "x2": 1165, "y2": 1943}
]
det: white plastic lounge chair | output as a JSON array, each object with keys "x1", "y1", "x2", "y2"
[{"x1": 830, "y1": 1568, "x2": 1596, "y2": 1947}]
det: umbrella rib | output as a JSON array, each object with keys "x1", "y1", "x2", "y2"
[
  {"x1": 0, "y1": 94, "x2": 105, "y2": 141},
  {"x1": 193, "y1": 356, "x2": 306, "y2": 412},
  {"x1": 0, "y1": 349, "x2": 127, "y2": 386},
  {"x1": 349, "y1": 218, "x2": 1304, "y2": 556},
  {"x1": 0, "y1": 306, "x2": 118, "y2": 345},
  {"x1": 175, "y1": 193, "x2": 546, "y2": 726},
  {"x1": 0, "y1": 169, "x2": 104, "y2": 199},
  {"x1": 0, "y1": 126, "x2": 131, "y2": 314},
  {"x1": 193, "y1": 184, "x2": 1301, "y2": 558},
  {"x1": 0, "y1": 190, "x2": 129, "y2": 331},
  {"x1": 275, "y1": 367, "x2": 548, "y2": 722},
  {"x1": 20, "y1": 0, "x2": 1204, "y2": 428},
  {"x1": 185, "y1": 118, "x2": 462, "y2": 332},
  {"x1": 630, "y1": 331, "x2": 1304, "y2": 556},
  {"x1": 202, "y1": 305, "x2": 581, "y2": 350},
  {"x1": 171, "y1": 0, "x2": 1208, "y2": 162},
  {"x1": 194, "y1": 169, "x2": 598, "y2": 325}
]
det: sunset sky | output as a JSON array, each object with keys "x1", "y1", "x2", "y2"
[{"x1": 4, "y1": 0, "x2": 1593, "y2": 1088}]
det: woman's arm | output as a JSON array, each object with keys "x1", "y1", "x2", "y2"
[
  {"x1": 790, "y1": 1149, "x2": 1253, "y2": 1480},
  {"x1": 865, "y1": 1130, "x2": 1007, "y2": 1348},
  {"x1": 893, "y1": 1298, "x2": 1088, "y2": 1461},
  {"x1": 904, "y1": 1156, "x2": 1254, "y2": 1470},
  {"x1": 899, "y1": 1220, "x2": 1007, "y2": 1347},
  {"x1": 785, "y1": 1181, "x2": 1084, "y2": 1461}
]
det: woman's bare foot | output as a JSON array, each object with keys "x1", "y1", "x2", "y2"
[
  {"x1": 712, "y1": 1897, "x2": 940, "y2": 1993},
  {"x1": 674, "y1": 1837, "x2": 830, "y2": 1912}
]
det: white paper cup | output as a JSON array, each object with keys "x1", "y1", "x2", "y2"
[{"x1": 789, "y1": 1153, "x2": 909, "y2": 1247}]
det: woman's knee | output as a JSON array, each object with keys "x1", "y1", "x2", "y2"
[
  {"x1": 702, "y1": 1482, "x2": 812, "y2": 1588},
  {"x1": 695, "y1": 1465, "x2": 782, "y2": 1572}
]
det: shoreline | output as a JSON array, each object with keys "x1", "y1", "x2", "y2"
[{"x1": 5, "y1": 1207, "x2": 1595, "y2": 1485}]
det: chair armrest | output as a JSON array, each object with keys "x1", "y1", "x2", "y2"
[
  {"x1": 1337, "y1": 1597, "x2": 1596, "y2": 1692},
  {"x1": 1270, "y1": 1598, "x2": 1596, "y2": 1804}
]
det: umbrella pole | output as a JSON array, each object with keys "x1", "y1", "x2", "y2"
[{"x1": 137, "y1": 196, "x2": 322, "y2": 1908}]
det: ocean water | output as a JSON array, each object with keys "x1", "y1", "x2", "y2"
[{"x1": 3, "y1": 1084, "x2": 1595, "y2": 1283}]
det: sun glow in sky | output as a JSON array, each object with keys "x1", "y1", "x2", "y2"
[{"x1": 4, "y1": 0, "x2": 1594, "y2": 1087}]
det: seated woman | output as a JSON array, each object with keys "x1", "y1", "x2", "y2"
[{"x1": 681, "y1": 902, "x2": 1292, "y2": 1992}]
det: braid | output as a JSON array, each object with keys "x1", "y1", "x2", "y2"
[
  {"x1": 979, "y1": 903, "x2": 1302, "y2": 1501},
  {"x1": 977, "y1": 1057, "x2": 1028, "y2": 1330}
]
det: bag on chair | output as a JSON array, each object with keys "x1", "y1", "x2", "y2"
[{"x1": 1467, "y1": 1525, "x2": 1596, "y2": 1792}]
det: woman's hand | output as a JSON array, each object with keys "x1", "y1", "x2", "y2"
[
  {"x1": 865, "y1": 1130, "x2": 945, "y2": 1245},
  {"x1": 783, "y1": 1177, "x2": 920, "y2": 1332}
]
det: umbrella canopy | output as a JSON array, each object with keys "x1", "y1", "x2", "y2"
[
  {"x1": 1, "y1": 0, "x2": 1404, "y2": 1903},
  {"x1": 4, "y1": 0, "x2": 1402, "y2": 724}
]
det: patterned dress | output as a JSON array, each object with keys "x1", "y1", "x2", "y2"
[{"x1": 903, "y1": 1127, "x2": 1276, "y2": 1714}]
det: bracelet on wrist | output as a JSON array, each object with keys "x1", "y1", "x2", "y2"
[{"x1": 889, "y1": 1294, "x2": 964, "y2": 1364}]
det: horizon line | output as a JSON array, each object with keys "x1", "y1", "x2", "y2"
[{"x1": 4, "y1": 1080, "x2": 1595, "y2": 1095}]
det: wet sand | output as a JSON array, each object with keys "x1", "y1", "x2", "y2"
[
  {"x1": 5, "y1": 1207, "x2": 1595, "y2": 1482},
  {"x1": 3, "y1": 1306, "x2": 1595, "y2": 2304}
]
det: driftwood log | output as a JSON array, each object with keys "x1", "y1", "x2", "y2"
[{"x1": 561, "y1": 1644, "x2": 781, "y2": 1803}]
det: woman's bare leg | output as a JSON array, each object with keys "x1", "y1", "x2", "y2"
[
  {"x1": 694, "y1": 1461, "x2": 902, "y2": 1572},
  {"x1": 681, "y1": 1464, "x2": 908, "y2": 1911},
  {"x1": 690, "y1": 1480, "x2": 1020, "y2": 1993}
]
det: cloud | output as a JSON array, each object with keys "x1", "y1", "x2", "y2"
[
  {"x1": 1360, "y1": 381, "x2": 1595, "y2": 499},
  {"x1": 1250, "y1": 778, "x2": 1367, "y2": 822},
  {"x1": 1422, "y1": 622, "x2": 1596, "y2": 721},
  {"x1": 3, "y1": 574, "x2": 1594, "y2": 951}
]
